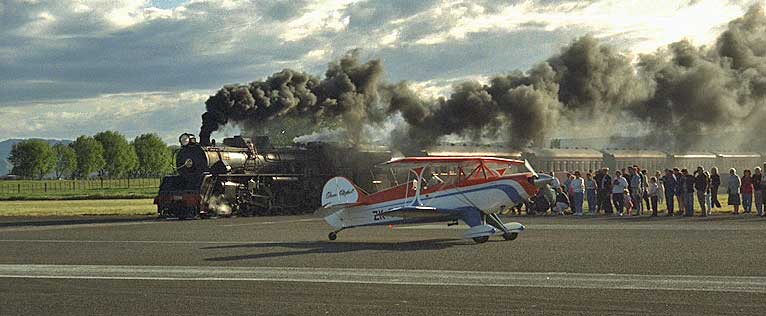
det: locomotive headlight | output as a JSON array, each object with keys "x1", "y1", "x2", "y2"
[
  {"x1": 183, "y1": 158, "x2": 193, "y2": 169},
  {"x1": 179, "y1": 134, "x2": 192, "y2": 146}
]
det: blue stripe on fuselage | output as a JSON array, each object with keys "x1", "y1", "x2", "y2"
[
  {"x1": 345, "y1": 206, "x2": 484, "y2": 229},
  {"x1": 369, "y1": 182, "x2": 524, "y2": 211}
]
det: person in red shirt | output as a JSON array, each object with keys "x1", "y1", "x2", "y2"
[{"x1": 741, "y1": 169, "x2": 754, "y2": 214}]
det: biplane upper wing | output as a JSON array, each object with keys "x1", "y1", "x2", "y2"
[{"x1": 383, "y1": 156, "x2": 526, "y2": 168}]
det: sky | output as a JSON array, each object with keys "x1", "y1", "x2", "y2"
[{"x1": 0, "y1": 0, "x2": 761, "y2": 143}]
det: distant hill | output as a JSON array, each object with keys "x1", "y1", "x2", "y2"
[{"x1": 0, "y1": 138, "x2": 72, "y2": 176}]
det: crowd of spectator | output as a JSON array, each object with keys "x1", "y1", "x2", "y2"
[{"x1": 520, "y1": 164, "x2": 766, "y2": 218}]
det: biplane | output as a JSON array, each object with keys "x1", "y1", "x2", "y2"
[{"x1": 319, "y1": 157, "x2": 552, "y2": 243}]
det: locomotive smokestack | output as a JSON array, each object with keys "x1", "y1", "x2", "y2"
[{"x1": 199, "y1": 131, "x2": 211, "y2": 146}]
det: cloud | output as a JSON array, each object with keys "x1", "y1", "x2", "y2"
[
  {"x1": 411, "y1": 0, "x2": 745, "y2": 53},
  {"x1": 0, "y1": 0, "x2": 759, "y2": 142},
  {"x1": 0, "y1": 91, "x2": 208, "y2": 143}
]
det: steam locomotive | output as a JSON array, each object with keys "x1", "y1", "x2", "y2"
[{"x1": 154, "y1": 133, "x2": 392, "y2": 218}]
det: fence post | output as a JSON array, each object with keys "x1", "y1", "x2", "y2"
[
  {"x1": 44, "y1": 182, "x2": 47, "y2": 192},
  {"x1": 17, "y1": 183, "x2": 20, "y2": 193},
  {"x1": 127, "y1": 178, "x2": 130, "y2": 188}
]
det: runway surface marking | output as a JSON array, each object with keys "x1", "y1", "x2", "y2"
[
  {"x1": 0, "y1": 221, "x2": 162, "y2": 232},
  {"x1": 395, "y1": 223, "x2": 766, "y2": 231},
  {"x1": 1, "y1": 264, "x2": 765, "y2": 293},
  {"x1": 221, "y1": 218, "x2": 320, "y2": 227}
]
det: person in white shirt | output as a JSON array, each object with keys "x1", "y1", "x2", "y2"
[
  {"x1": 549, "y1": 171, "x2": 561, "y2": 214},
  {"x1": 550, "y1": 171, "x2": 561, "y2": 192},
  {"x1": 570, "y1": 171, "x2": 586, "y2": 216},
  {"x1": 612, "y1": 170, "x2": 629, "y2": 216}
]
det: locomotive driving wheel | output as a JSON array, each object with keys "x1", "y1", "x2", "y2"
[{"x1": 252, "y1": 186, "x2": 275, "y2": 216}]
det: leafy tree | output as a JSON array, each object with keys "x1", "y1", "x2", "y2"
[
  {"x1": 132, "y1": 133, "x2": 173, "y2": 177},
  {"x1": 94, "y1": 131, "x2": 138, "y2": 178},
  {"x1": 8, "y1": 140, "x2": 55, "y2": 179},
  {"x1": 71, "y1": 135, "x2": 105, "y2": 178},
  {"x1": 52, "y1": 143, "x2": 77, "y2": 179}
]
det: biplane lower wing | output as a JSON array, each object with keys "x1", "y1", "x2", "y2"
[{"x1": 377, "y1": 205, "x2": 461, "y2": 219}]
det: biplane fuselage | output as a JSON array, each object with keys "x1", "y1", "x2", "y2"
[{"x1": 320, "y1": 157, "x2": 549, "y2": 243}]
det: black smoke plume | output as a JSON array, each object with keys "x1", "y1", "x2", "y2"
[
  {"x1": 201, "y1": 5, "x2": 766, "y2": 152},
  {"x1": 629, "y1": 5, "x2": 766, "y2": 150},
  {"x1": 200, "y1": 50, "x2": 384, "y2": 145},
  {"x1": 386, "y1": 35, "x2": 641, "y2": 151}
]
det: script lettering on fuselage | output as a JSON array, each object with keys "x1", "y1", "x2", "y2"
[
  {"x1": 325, "y1": 191, "x2": 338, "y2": 199},
  {"x1": 339, "y1": 188, "x2": 355, "y2": 196}
]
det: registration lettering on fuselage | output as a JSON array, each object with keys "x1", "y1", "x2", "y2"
[{"x1": 372, "y1": 209, "x2": 386, "y2": 221}]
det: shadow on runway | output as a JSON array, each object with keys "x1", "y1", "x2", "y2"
[{"x1": 203, "y1": 238, "x2": 466, "y2": 262}]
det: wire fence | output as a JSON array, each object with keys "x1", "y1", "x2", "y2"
[{"x1": 0, "y1": 178, "x2": 161, "y2": 194}]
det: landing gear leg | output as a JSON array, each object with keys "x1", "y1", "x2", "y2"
[
  {"x1": 328, "y1": 228, "x2": 345, "y2": 241},
  {"x1": 486, "y1": 213, "x2": 509, "y2": 232}
]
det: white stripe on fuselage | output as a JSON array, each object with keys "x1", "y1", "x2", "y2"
[{"x1": 325, "y1": 178, "x2": 529, "y2": 229}]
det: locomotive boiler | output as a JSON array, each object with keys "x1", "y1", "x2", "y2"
[{"x1": 154, "y1": 133, "x2": 392, "y2": 218}]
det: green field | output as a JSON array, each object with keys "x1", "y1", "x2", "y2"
[
  {"x1": 0, "y1": 199, "x2": 156, "y2": 216},
  {"x1": 0, "y1": 178, "x2": 159, "y2": 200}
]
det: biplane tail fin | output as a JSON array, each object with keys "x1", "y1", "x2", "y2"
[{"x1": 321, "y1": 177, "x2": 367, "y2": 208}]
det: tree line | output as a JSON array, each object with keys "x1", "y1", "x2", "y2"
[{"x1": 8, "y1": 131, "x2": 176, "y2": 179}]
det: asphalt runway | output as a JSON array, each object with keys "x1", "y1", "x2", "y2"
[{"x1": 1, "y1": 214, "x2": 766, "y2": 315}]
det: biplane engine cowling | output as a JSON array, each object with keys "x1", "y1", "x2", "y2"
[{"x1": 533, "y1": 173, "x2": 555, "y2": 188}]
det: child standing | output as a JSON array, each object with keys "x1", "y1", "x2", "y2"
[{"x1": 623, "y1": 189, "x2": 633, "y2": 217}]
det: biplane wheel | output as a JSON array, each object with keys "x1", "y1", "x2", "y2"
[
  {"x1": 472, "y1": 236, "x2": 490, "y2": 243},
  {"x1": 328, "y1": 232, "x2": 337, "y2": 241},
  {"x1": 503, "y1": 232, "x2": 518, "y2": 241}
]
